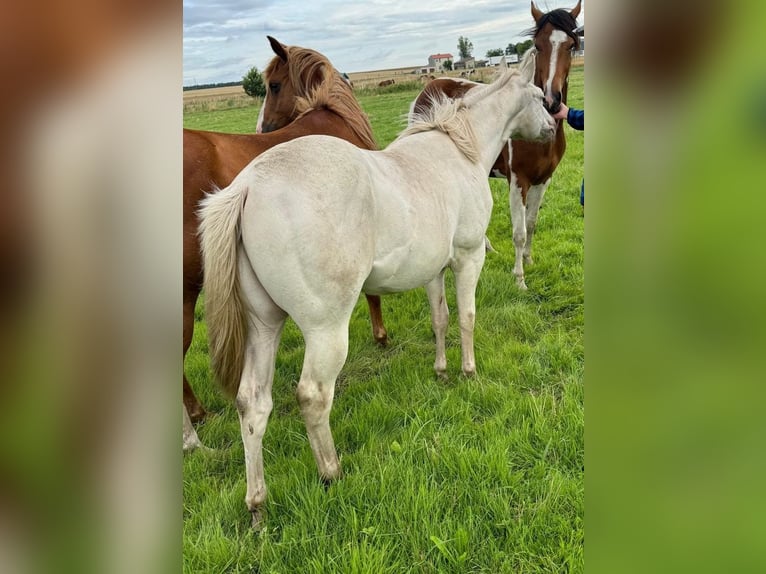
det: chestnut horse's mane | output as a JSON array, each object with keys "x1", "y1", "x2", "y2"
[{"x1": 264, "y1": 45, "x2": 378, "y2": 150}]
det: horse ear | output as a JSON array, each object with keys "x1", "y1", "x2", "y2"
[
  {"x1": 531, "y1": 1, "x2": 543, "y2": 23},
  {"x1": 267, "y1": 36, "x2": 288, "y2": 62},
  {"x1": 519, "y1": 47, "x2": 536, "y2": 83},
  {"x1": 570, "y1": 0, "x2": 582, "y2": 19}
]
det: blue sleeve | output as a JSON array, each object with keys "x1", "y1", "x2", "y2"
[{"x1": 567, "y1": 108, "x2": 584, "y2": 130}]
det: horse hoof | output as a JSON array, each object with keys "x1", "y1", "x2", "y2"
[
  {"x1": 183, "y1": 440, "x2": 217, "y2": 454},
  {"x1": 250, "y1": 509, "x2": 265, "y2": 531},
  {"x1": 516, "y1": 278, "x2": 528, "y2": 291},
  {"x1": 186, "y1": 404, "x2": 207, "y2": 424},
  {"x1": 374, "y1": 334, "x2": 388, "y2": 347},
  {"x1": 320, "y1": 468, "x2": 342, "y2": 489},
  {"x1": 435, "y1": 369, "x2": 448, "y2": 381},
  {"x1": 462, "y1": 368, "x2": 476, "y2": 378}
]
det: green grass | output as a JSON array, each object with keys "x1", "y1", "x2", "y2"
[{"x1": 184, "y1": 67, "x2": 584, "y2": 573}]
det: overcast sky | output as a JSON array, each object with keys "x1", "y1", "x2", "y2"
[{"x1": 183, "y1": 1, "x2": 585, "y2": 85}]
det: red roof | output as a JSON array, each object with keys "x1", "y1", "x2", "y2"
[{"x1": 429, "y1": 53, "x2": 453, "y2": 59}]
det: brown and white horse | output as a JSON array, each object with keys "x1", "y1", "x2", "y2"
[
  {"x1": 411, "y1": 1, "x2": 582, "y2": 290},
  {"x1": 183, "y1": 37, "x2": 387, "y2": 450}
]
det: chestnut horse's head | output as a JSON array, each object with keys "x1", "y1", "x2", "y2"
[
  {"x1": 527, "y1": 1, "x2": 582, "y2": 114},
  {"x1": 258, "y1": 36, "x2": 331, "y2": 133}
]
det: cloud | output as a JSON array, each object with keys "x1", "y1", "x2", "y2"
[{"x1": 183, "y1": 0, "x2": 585, "y2": 84}]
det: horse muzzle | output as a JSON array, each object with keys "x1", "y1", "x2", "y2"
[
  {"x1": 260, "y1": 122, "x2": 279, "y2": 134},
  {"x1": 544, "y1": 92, "x2": 563, "y2": 114}
]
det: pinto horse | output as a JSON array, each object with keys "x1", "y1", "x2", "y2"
[
  {"x1": 411, "y1": 1, "x2": 582, "y2": 290},
  {"x1": 198, "y1": 65, "x2": 555, "y2": 526},
  {"x1": 183, "y1": 37, "x2": 386, "y2": 449}
]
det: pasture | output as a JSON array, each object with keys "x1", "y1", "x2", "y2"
[{"x1": 183, "y1": 65, "x2": 584, "y2": 573}]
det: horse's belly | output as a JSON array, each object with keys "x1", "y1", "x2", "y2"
[{"x1": 362, "y1": 245, "x2": 450, "y2": 295}]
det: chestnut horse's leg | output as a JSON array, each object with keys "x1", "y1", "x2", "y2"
[
  {"x1": 183, "y1": 404, "x2": 205, "y2": 452},
  {"x1": 509, "y1": 177, "x2": 529, "y2": 291},
  {"x1": 425, "y1": 271, "x2": 448, "y2": 378},
  {"x1": 452, "y1": 245, "x2": 486, "y2": 377},
  {"x1": 183, "y1": 290, "x2": 207, "y2": 422},
  {"x1": 522, "y1": 179, "x2": 551, "y2": 267},
  {"x1": 365, "y1": 294, "x2": 387, "y2": 346}
]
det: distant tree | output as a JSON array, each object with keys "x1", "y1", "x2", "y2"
[
  {"x1": 486, "y1": 48, "x2": 504, "y2": 58},
  {"x1": 242, "y1": 66, "x2": 266, "y2": 98},
  {"x1": 505, "y1": 43, "x2": 517, "y2": 56},
  {"x1": 443, "y1": 59, "x2": 453, "y2": 71},
  {"x1": 515, "y1": 39, "x2": 534, "y2": 55},
  {"x1": 457, "y1": 36, "x2": 474, "y2": 60}
]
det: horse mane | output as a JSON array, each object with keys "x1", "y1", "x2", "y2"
[
  {"x1": 524, "y1": 8, "x2": 581, "y2": 48},
  {"x1": 265, "y1": 46, "x2": 378, "y2": 150},
  {"x1": 401, "y1": 66, "x2": 530, "y2": 163},
  {"x1": 399, "y1": 94, "x2": 479, "y2": 163}
]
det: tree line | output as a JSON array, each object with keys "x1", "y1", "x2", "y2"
[
  {"x1": 183, "y1": 80, "x2": 242, "y2": 91},
  {"x1": 456, "y1": 36, "x2": 535, "y2": 60}
]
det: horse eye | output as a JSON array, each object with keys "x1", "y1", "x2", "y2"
[{"x1": 269, "y1": 82, "x2": 281, "y2": 94}]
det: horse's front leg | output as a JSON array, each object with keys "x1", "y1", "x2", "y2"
[
  {"x1": 509, "y1": 177, "x2": 529, "y2": 290},
  {"x1": 453, "y1": 246, "x2": 486, "y2": 377},
  {"x1": 523, "y1": 179, "x2": 550, "y2": 266},
  {"x1": 425, "y1": 271, "x2": 449, "y2": 378}
]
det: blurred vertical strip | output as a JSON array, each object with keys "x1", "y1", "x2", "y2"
[
  {"x1": 0, "y1": 1, "x2": 180, "y2": 573},
  {"x1": 589, "y1": 0, "x2": 766, "y2": 572}
]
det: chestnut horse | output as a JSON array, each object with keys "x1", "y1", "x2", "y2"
[
  {"x1": 183, "y1": 37, "x2": 386, "y2": 448},
  {"x1": 411, "y1": 1, "x2": 581, "y2": 290}
]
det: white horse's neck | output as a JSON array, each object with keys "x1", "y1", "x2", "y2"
[{"x1": 462, "y1": 74, "x2": 525, "y2": 173}]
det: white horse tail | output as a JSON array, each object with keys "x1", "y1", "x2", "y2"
[{"x1": 198, "y1": 180, "x2": 249, "y2": 398}]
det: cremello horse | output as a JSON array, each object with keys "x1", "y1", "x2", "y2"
[{"x1": 198, "y1": 65, "x2": 555, "y2": 526}]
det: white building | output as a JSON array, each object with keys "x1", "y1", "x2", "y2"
[{"x1": 428, "y1": 53, "x2": 453, "y2": 72}]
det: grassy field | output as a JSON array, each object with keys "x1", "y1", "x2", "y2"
[{"x1": 183, "y1": 66, "x2": 584, "y2": 573}]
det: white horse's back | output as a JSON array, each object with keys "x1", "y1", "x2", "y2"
[{"x1": 239, "y1": 133, "x2": 489, "y2": 297}]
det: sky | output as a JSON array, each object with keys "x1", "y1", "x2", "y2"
[{"x1": 183, "y1": 0, "x2": 585, "y2": 85}]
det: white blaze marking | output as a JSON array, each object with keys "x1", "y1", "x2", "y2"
[
  {"x1": 255, "y1": 94, "x2": 267, "y2": 133},
  {"x1": 545, "y1": 30, "x2": 568, "y2": 100}
]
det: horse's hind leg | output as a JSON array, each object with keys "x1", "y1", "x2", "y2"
[
  {"x1": 183, "y1": 290, "x2": 206, "y2": 422},
  {"x1": 453, "y1": 246, "x2": 486, "y2": 377},
  {"x1": 365, "y1": 294, "x2": 388, "y2": 346},
  {"x1": 183, "y1": 403, "x2": 205, "y2": 452},
  {"x1": 523, "y1": 179, "x2": 551, "y2": 266},
  {"x1": 425, "y1": 271, "x2": 449, "y2": 378},
  {"x1": 509, "y1": 175, "x2": 529, "y2": 290},
  {"x1": 296, "y1": 323, "x2": 351, "y2": 482},
  {"x1": 236, "y1": 258, "x2": 287, "y2": 528}
]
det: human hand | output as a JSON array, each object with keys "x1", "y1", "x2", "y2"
[{"x1": 551, "y1": 102, "x2": 569, "y2": 120}]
